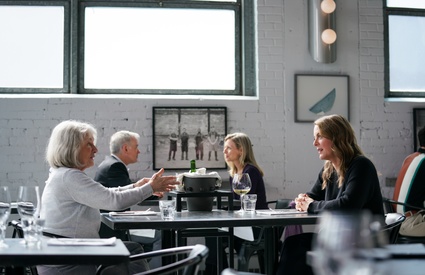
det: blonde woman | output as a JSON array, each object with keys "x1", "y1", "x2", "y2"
[
  {"x1": 223, "y1": 132, "x2": 267, "y2": 209},
  {"x1": 205, "y1": 132, "x2": 268, "y2": 274}
]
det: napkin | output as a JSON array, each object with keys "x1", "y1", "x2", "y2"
[
  {"x1": 256, "y1": 209, "x2": 306, "y2": 215},
  {"x1": 109, "y1": 210, "x2": 157, "y2": 216},
  {"x1": 47, "y1": 237, "x2": 117, "y2": 246}
]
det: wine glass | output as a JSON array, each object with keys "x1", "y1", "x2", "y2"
[
  {"x1": 17, "y1": 186, "x2": 41, "y2": 221},
  {"x1": 232, "y1": 173, "x2": 252, "y2": 213},
  {"x1": 17, "y1": 186, "x2": 42, "y2": 246},
  {"x1": 0, "y1": 186, "x2": 11, "y2": 248},
  {"x1": 312, "y1": 210, "x2": 376, "y2": 275}
]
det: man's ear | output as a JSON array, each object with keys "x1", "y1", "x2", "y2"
[{"x1": 122, "y1": 143, "x2": 129, "y2": 153}]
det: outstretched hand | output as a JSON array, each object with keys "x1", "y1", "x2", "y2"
[{"x1": 149, "y1": 168, "x2": 179, "y2": 193}]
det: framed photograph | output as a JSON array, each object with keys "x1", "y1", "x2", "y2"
[
  {"x1": 295, "y1": 74, "x2": 349, "y2": 122},
  {"x1": 413, "y1": 108, "x2": 425, "y2": 150},
  {"x1": 153, "y1": 107, "x2": 227, "y2": 170}
]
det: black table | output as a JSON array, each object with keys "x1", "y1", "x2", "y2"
[
  {"x1": 0, "y1": 237, "x2": 130, "y2": 275},
  {"x1": 0, "y1": 238, "x2": 130, "y2": 267},
  {"x1": 101, "y1": 210, "x2": 319, "y2": 275}
]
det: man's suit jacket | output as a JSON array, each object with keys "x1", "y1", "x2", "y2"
[
  {"x1": 94, "y1": 155, "x2": 131, "y2": 239},
  {"x1": 94, "y1": 155, "x2": 132, "y2": 188}
]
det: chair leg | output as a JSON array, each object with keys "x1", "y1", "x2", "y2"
[
  {"x1": 237, "y1": 245, "x2": 262, "y2": 272},
  {"x1": 257, "y1": 250, "x2": 265, "y2": 274}
]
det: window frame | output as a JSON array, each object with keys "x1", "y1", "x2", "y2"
[
  {"x1": 384, "y1": 1, "x2": 425, "y2": 98},
  {"x1": 0, "y1": 0, "x2": 71, "y2": 94},
  {"x1": 0, "y1": 0, "x2": 256, "y2": 96}
]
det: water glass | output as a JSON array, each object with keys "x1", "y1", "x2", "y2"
[
  {"x1": 242, "y1": 194, "x2": 257, "y2": 213},
  {"x1": 21, "y1": 218, "x2": 45, "y2": 248},
  {"x1": 159, "y1": 200, "x2": 176, "y2": 220}
]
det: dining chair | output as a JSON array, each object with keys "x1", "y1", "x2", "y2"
[
  {"x1": 9, "y1": 219, "x2": 24, "y2": 238},
  {"x1": 382, "y1": 198, "x2": 425, "y2": 244},
  {"x1": 237, "y1": 199, "x2": 293, "y2": 273},
  {"x1": 381, "y1": 213, "x2": 406, "y2": 244},
  {"x1": 96, "y1": 244, "x2": 208, "y2": 275},
  {"x1": 173, "y1": 190, "x2": 235, "y2": 272}
]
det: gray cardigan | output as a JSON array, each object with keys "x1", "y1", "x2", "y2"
[{"x1": 40, "y1": 167, "x2": 153, "y2": 238}]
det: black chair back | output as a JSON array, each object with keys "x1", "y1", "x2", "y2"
[
  {"x1": 97, "y1": 244, "x2": 209, "y2": 275},
  {"x1": 381, "y1": 213, "x2": 406, "y2": 244}
]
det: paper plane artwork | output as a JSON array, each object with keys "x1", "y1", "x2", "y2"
[{"x1": 309, "y1": 88, "x2": 336, "y2": 115}]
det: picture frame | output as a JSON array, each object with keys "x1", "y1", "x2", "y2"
[
  {"x1": 153, "y1": 107, "x2": 227, "y2": 170},
  {"x1": 413, "y1": 108, "x2": 425, "y2": 150},
  {"x1": 295, "y1": 74, "x2": 350, "y2": 122}
]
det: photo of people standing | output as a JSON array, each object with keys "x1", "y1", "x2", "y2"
[{"x1": 153, "y1": 107, "x2": 227, "y2": 170}]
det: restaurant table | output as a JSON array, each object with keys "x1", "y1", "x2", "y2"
[
  {"x1": 101, "y1": 210, "x2": 319, "y2": 275},
  {"x1": 0, "y1": 238, "x2": 130, "y2": 272}
]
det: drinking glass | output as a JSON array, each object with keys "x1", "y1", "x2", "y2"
[
  {"x1": 17, "y1": 186, "x2": 43, "y2": 246},
  {"x1": 17, "y1": 186, "x2": 41, "y2": 220},
  {"x1": 0, "y1": 186, "x2": 11, "y2": 248},
  {"x1": 232, "y1": 173, "x2": 252, "y2": 213},
  {"x1": 312, "y1": 210, "x2": 376, "y2": 275}
]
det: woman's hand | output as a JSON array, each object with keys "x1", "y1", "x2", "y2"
[
  {"x1": 133, "y1": 178, "x2": 150, "y2": 188},
  {"x1": 148, "y1": 168, "x2": 179, "y2": 193},
  {"x1": 295, "y1": 193, "x2": 314, "y2": 211}
]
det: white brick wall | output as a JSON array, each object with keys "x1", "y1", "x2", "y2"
[{"x1": 0, "y1": 0, "x2": 420, "y2": 202}]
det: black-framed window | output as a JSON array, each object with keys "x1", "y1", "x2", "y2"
[
  {"x1": 384, "y1": 0, "x2": 425, "y2": 98},
  {"x1": 0, "y1": 1, "x2": 70, "y2": 94},
  {"x1": 0, "y1": 0, "x2": 256, "y2": 96}
]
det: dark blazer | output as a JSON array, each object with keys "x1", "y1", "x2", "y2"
[
  {"x1": 94, "y1": 155, "x2": 131, "y2": 240},
  {"x1": 94, "y1": 155, "x2": 132, "y2": 188}
]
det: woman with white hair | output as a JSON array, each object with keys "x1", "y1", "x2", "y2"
[{"x1": 38, "y1": 120, "x2": 178, "y2": 275}]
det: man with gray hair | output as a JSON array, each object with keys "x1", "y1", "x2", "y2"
[
  {"x1": 95, "y1": 130, "x2": 162, "y2": 268},
  {"x1": 95, "y1": 130, "x2": 145, "y2": 188}
]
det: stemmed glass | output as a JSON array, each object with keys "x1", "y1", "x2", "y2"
[
  {"x1": 17, "y1": 186, "x2": 41, "y2": 221},
  {"x1": 0, "y1": 186, "x2": 11, "y2": 248},
  {"x1": 17, "y1": 186, "x2": 42, "y2": 246},
  {"x1": 232, "y1": 173, "x2": 252, "y2": 213}
]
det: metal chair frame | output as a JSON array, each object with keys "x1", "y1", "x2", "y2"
[{"x1": 96, "y1": 244, "x2": 209, "y2": 275}]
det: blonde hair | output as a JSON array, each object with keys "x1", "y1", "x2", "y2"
[
  {"x1": 314, "y1": 115, "x2": 363, "y2": 189},
  {"x1": 46, "y1": 120, "x2": 97, "y2": 169},
  {"x1": 224, "y1": 133, "x2": 264, "y2": 177}
]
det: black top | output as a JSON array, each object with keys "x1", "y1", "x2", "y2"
[
  {"x1": 307, "y1": 156, "x2": 384, "y2": 216},
  {"x1": 230, "y1": 164, "x2": 268, "y2": 210}
]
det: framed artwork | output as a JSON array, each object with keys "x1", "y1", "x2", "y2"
[
  {"x1": 153, "y1": 107, "x2": 227, "y2": 170},
  {"x1": 413, "y1": 108, "x2": 425, "y2": 150},
  {"x1": 295, "y1": 74, "x2": 350, "y2": 122}
]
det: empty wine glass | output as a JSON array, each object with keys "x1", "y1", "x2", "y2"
[
  {"x1": 232, "y1": 173, "x2": 252, "y2": 213},
  {"x1": 0, "y1": 186, "x2": 11, "y2": 248},
  {"x1": 17, "y1": 186, "x2": 40, "y2": 220},
  {"x1": 312, "y1": 210, "x2": 376, "y2": 275},
  {"x1": 17, "y1": 186, "x2": 42, "y2": 246}
]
